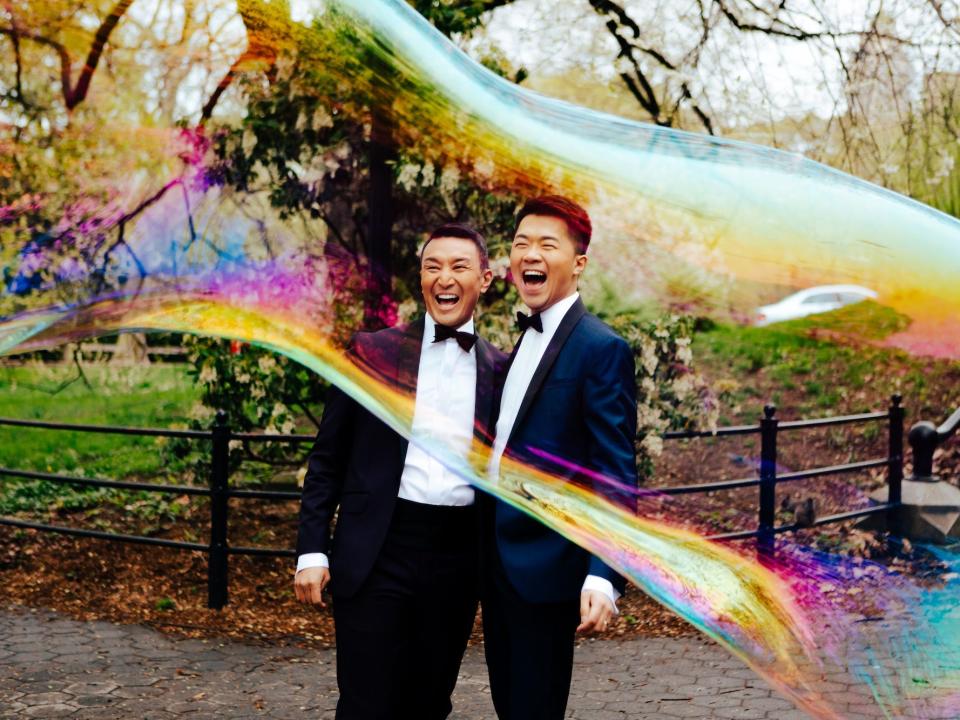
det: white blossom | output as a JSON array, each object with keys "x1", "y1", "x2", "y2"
[
  {"x1": 489, "y1": 256, "x2": 510, "y2": 280},
  {"x1": 637, "y1": 404, "x2": 662, "y2": 428},
  {"x1": 397, "y1": 163, "x2": 420, "y2": 192},
  {"x1": 439, "y1": 164, "x2": 461, "y2": 213},
  {"x1": 198, "y1": 364, "x2": 218, "y2": 385},
  {"x1": 641, "y1": 434, "x2": 664, "y2": 457},
  {"x1": 242, "y1": 128, "x2": 257, "y2": 155},
  {"x1": 189, "y1": 402, "x2": 214, "y2": 421},
  {"x1": 640, "y1": 340, "x2": 658, "y2": 375},
  {"x1": 312, "y1": 105, "x2": 334, "y2": 130},
  {"x1": 672, "y1": 373, "x2": 695, "y2": 400},
  {"x1": 421, "y1": 161, "x2": 436, "y2": 187},
  {"x1": 258, "y1": 355, "x2": 277, "y2": 373},
  {"x1": 274, "y1": 53, "x2": 295, "y2": 82}
]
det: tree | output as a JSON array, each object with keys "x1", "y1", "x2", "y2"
[
  {"x1": 1, "y1": 0, "x2": 715, "y2": 482},
  {"x1": 0, "y1": 0, "x2": 134, "y2": 112},
  {"x1": 480, "y1": 0, "x2": 960, "y2": 202}
]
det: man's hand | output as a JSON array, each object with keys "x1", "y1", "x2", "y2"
[
  {"x1": 577, "y1": 589, "x2": 615, "y2": 634},
  {"x1": 294, "y1": 567, "x2": 330, "y2": 607}
]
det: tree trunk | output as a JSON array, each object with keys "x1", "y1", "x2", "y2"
[
  {"x1": 110, "y1": 333, "x2": 151, "y2": 365},
  {"x1": 363, "y1": 112, "x2": 395, "y2": 330}
]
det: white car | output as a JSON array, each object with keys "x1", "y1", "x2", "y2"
[{"x1": 754, "y1": 285, "x2": 877, "y2": 326}]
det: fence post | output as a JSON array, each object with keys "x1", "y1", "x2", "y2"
[
  {"x1": 208, "y1": 409, "x2": 230, "y2": 610},
  {"x1": 908, "y1": 421, "x2": 939, "y2": 481},
  {"x1": 887, "y1": 395, "x2": 904, "y2": 529},
  {"x1": 758, "y1": 404, "x2": 778, "y2": 555}
]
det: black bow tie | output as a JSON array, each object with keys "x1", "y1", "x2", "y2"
[
  {"x1": 516, "y1": 311, "x2": 543, "y2": 333},
  {"x1": 433, "y1": 324, "x2": 478, "y2": 352}
]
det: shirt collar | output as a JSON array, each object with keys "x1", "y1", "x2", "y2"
[
  {"x1": 423, "y1": 313, "x2": 475, "y2": 347},
  {"x1": 535, "y1": 291, "x2": 579, "y2": 339}
]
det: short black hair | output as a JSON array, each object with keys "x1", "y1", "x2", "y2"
[{"x1": 420, "y1": 222, "x2": 489, "y2": 269}]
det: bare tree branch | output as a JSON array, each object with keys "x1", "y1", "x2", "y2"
[
  {"x1": 926, "y1": 0, "x2": 960, "y2": 40},
  {"x1": 0, "y1": 24, "x2": 72, "y2": 102},
  {"x1": 67, "y1": 0, "x2": 134, "y2": 109},
  {"x1": 590, "y1": 0, "x2": 714, "y2": 132},
  {"x1": 0, "y1": 0, "x2": 134, "y2": 111},
  {"x1": 1, "y1": 1, "x2": 27, "y2": 108},
  {"x1": 201, "y1": 0, "x2": 287, "y2": 121}
]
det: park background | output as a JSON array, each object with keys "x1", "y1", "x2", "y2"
[{"x1": 1, "y1": 0, "x2": 960, "y2": 646}]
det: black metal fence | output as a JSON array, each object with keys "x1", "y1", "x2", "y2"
[
  {"x1": 660, "y1": 394, "x2": 904, "y2": 550},
  {"x1": 0, "y1": 410, "x2": 310, "y2": 609},
  {"x1": 0, "y1": 396, "x2": 907, "y2": 608}
]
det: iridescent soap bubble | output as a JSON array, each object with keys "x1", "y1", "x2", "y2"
[{"x1": 3, "y1": 2, "x2": 960, "y2": 718}]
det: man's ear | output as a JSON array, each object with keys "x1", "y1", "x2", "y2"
[
  {"x1": 479, "y1": 268, "x2": 494, "y2": 293},
  {"x1": 573, "y1": 254, "x2": 588, "y2": 277}
]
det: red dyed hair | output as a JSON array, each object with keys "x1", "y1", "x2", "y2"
[{"x1": 515, "y1": 195, "x2": 592, "y2": 254}]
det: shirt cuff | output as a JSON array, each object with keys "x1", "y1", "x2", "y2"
[
  {"x1": 582, "y1": 575, "x2": 620, "y2": 614},
  {"x1": 296, "y1": 552, "x2": 329, "y2": 574}
]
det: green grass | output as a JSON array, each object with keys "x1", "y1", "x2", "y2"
[
  {"x1": 692, "y1": 300, "x2": 922, "y2": 420},
  {"x1": 694, "y1": 297, "x2": 960, "y2": 433},
  {"x1": 0, "y1": 363, "x2": 200, "y2": 514},
  {"x1": 778, "y1": 299, "x2": 910, "y2": 340}
]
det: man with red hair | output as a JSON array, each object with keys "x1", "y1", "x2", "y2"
[{"x1": 483, "y1": 195, "x2": 638, "y2": 720}]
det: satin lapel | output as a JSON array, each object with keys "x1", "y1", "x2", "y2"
[
  {"x1": 473, "y1": 339, "x2": 494, "y2": 445},
  {"x1": 395, "y1": 317, "x2": 425, "y2": 469},
  {"x1": 507, "y1": 298, "x2": 587, "y2": 448}
]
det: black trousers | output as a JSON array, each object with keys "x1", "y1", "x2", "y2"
[
  {"x1": 332, "y1": 499, "x2": 479, "y2": 720},
  {"x1": 481, "y1": 546, "x2": 581, "y2": 720}
]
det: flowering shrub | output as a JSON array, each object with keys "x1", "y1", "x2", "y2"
[
  {"x1": 174, "y1": 20, "x2": 717, "y2": 485},
  {"x1": 182, "y1": 309, "x2": 714, "y2": 484},
  {"x1": 164, "y1": 335, "x2": 327, "y2": 482},
  {"x1": 608, "y1": 313, "x2": 718, "y2": 480}
]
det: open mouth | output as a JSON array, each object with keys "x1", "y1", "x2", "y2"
[
  {"x1": 435, "y1": 293, "x2": 460, "y2": 307},
  {"x1": 522, "y1": 270, "x2": 547, "y2": 288}
]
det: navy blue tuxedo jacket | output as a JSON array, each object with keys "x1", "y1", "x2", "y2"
[
  {"x1": 491, "y1": 297, "x2": 638, "y2": 603},
  {"x1": 296, "y1": 318, "x2": 508, "y2": 599}
]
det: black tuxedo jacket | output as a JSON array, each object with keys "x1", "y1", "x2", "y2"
[
  {"x1": 490, "y1": 297, "x2": 638, "y2": 603},
  {"x1": 296, "y1": 318, "x2": 508, "y2": 599}
]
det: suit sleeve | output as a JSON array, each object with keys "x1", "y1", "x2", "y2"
[
  {"x1": 581, "y1": 336, "x2": 638, "y2": 593},
  {"x1": 295, "y1": 381, "x2": 355, "y2": 557}
]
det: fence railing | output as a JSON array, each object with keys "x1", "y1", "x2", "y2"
[
  {"x1": 660, "y1": 394, "x2": 904, "y2": 550},
  {"x1": 0, "y1": 411, "x2": 311, "y2": 609},
  {"x1": 78, "y1": 343, "x2": 187, "y2": 358},
  {"x1": 0, "y1": 396, "x2": 907, "y2": 608}
]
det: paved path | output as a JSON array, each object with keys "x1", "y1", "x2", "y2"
[{"x1": 0, "y1": 604, "x2": 846, "y2": 719}]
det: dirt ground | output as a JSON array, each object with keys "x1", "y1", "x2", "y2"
[
  {"x1": 0, "y1": 498, "x2": 696, "y2": 649},
  {"x1": 3, "y1": 345, "x2": 958, "y2": 648}
]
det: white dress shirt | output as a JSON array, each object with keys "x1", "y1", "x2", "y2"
[
  {"x1": 489, "y1": 292, "x2": 620, "y2": 610},
  {"x1": 297, "y1": 314, "x2": 478, "y2": 574}
]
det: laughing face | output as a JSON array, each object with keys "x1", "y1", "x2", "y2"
[
  {"x1": 510, "y1": 214, "x2": 587, "y2": 313},
  {"x1": 420, "y1": 236, "x2": 493, "y2": 328}
]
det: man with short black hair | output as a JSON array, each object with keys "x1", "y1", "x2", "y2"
[{"x1": 295, "y1": 222, "x2": 506, "y2": 720}]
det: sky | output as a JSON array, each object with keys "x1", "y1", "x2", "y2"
[
  {"x1": 88, "y1": 0, "x2": 960, "y2": 137},
  {"x1": 468, "y1": 0, "x2": 958, "y2": 128}
]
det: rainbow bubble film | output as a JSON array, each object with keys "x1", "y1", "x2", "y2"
[{"x1": 2, "y1": 1, "x2": 960, "y2": 718}]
